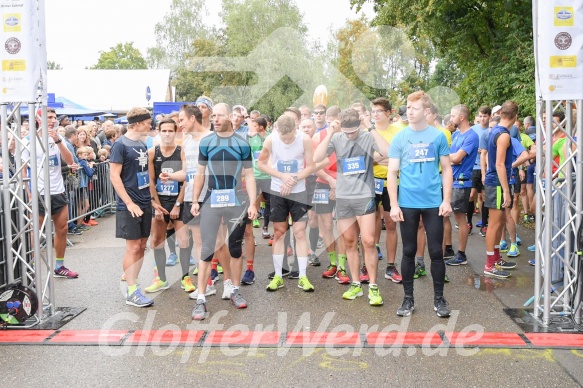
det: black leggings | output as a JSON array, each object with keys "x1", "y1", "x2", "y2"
[
  {"x1": 199, "y1": 203, "x2": 248, "y2": 262},
  {"x1": 400, "y1": 207, "x2": 445, "y2": 299}
]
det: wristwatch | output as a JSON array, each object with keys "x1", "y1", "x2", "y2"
[
  {"x1": 54, "y1": 139, "x2": 62, "y2": 144},
  {"x1": 174, "y1": 201, "x2": 181, "y2": 207}
]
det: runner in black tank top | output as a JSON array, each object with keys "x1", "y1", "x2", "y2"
[{"x1": 145, "y1": 119, "x2": 193, "y2": 294}]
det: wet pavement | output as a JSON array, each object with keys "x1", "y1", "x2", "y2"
[{"x1": 1, "y1": 212, "x2": 582, "y2": 386}]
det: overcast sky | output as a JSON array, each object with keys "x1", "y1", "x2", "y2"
[{"x1": 45, "y1": 0, "x2": 374, "y2": 70}]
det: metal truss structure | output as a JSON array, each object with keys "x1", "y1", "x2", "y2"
[{"x1": 534, "y1": 100, "x2": 583, "y2": 326}]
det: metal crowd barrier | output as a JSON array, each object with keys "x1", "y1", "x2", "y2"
[
  {"x1": 63, "y1": 161, "x2": 116, "y2": 224},
  {"x1": 1, "y1": 161, "x2": 116, "y2": 291}
]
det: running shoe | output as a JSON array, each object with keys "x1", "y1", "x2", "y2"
[
  {"x1": 253, "y1": 219, "x2": 260, "y2": 228},
  {"x1": 476, "y1": 220, "x2": 483, "y2": 228},
  {"x1": 309, "y1": 253, "x2": 321, "y2": 267},
  {"x1": 523, "y1": 214, "x2": 530, "y2": 224},
  {"x1": 241, "y1": 269, "x2": 255, "y2": 285},
  {"x1": 434, "y1": 297, "x2": 451, "y2": 317},
  {"x1": 516, "y1": 235, "x2": 522, "y2": 246},
  {"x1": 77, "y1": 224, "x2": 91, "y2": 231},
  {"x1": 87, "y1": 219, "x2": 99, "y2": 226},
  {"x1": 445, "y1": 274, "x2": 450, "y2": 283},
  {"x1": 507, "y1": 243, "x2": 520, "y2": 257},
  {"x1": 496, "y1": 259, "x2": 517, "y2": 269},
  {"x1": 342, "y1": 283, "x2": 363, "y2": 300},
  {"x1": 166, "y1": 252, "x2": 178, "y2": 266},
  {"x1": 413, "y1": 263, "x2": 426, "y2": 279},
  {"x1": 376, "y1": 245, "x2": 383, "y2": 260},
  {"x1": 335, "y1": 268, "x2": 350, "y2": 284},
  {"x1": 266, "y1": 275, "x2": 284, "y2": 291},
  {"x1": 359, "y1": 265, "x2": 370, "y2": 283},
  {"x1": 145, "y1": 277, "x2": 170, "y2": 293},
  {"x1": 222, "y1": 279, "x2": 234, "y2": 300},
  {"x1": 527, "y1": 245, "x2": 535, "y2": 252},
  {"x1": 289, "y1": 271, "x2": 299, "y2": 279},
  {"x1": 217, "y1": 264, "x2": 223, "y2": 274},
  {"x1": 444, "y1": 247, "x2": 456, "y2": 259},
  {"x1": 230, "y1": 289, "x2": 247, "y2": 309},
  {"x1": 528, "y1": 259, "x2": 535, "y2": 266},
  {"x1": 384, "y1": 265, "x2": 402, "y2": 283},
  {"x1": 396, "y1": 297, "x2": 415, "y2": 317},
  {"x1": 499, "y1": 240, "x2": 509, "y2": 253},
  {"x1": 368, "y1": 285, "x2": 383, "y2": 306},
  {"x1": 191, "y1": 300, "x2": 207, "y2": 320},
  {"x1": 298, "y1": 276, "x2": 315, "y2": 292},
  {"x1": 211, "y1": 268, "x2": 219, "y2": 283},
  {"x1": 262, "y1": 228, "x2": 271, "y2": 239},
  {"x1": 189, "y1": 256, "x2": 195, "y2": 265},
  {"x1": 268, "y1": 237, "x2": 274, "y2": 246},
  {"x1": 189, "y1": 284, "x2": 217, "y2": 299},
  {"x1": 192, "y1": 264, "x2": 198, "y2": 276},
  {"x1": 54, "y1": 266, "x2": 79, "y2": 278},
  {"x1": 446, "y1": 252, "x2": 467, "y2": 266},
  {"x1": 181, "y1": 276, "x2": 196, "y2": 293},
  {"x1": 322, "y1": 265, "x2": 337, "y2": 278},
  {"x1": 479, "y1": 226, "x2": 488, "y2": 237},
  {"x1": 484, "y1": 266, "x2": 511, "y2": 278},
  {"x1": 67, "y1": 227, "x2": 82, "y2": 235},
  {"x1": 126, "y1": 289, "x2": 154, "y2": 308},
  {"x1": 268, "y1": 268, "x2": 290, "y2": 279}
]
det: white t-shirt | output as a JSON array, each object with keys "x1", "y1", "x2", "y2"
[
  {"x1": 22, "y1": 134, "x2": 66, "y2": 195},
  {"x1": 270, "y1": 130, "x2": 306, "y2": 193},
  {"x1": 182, "y1": 131, "x2": 210, "y2": 203}
]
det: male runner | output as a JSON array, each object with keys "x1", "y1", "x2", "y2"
[
  {"x1": 388, "y1": 91, "x2": 452, "y2": 318},
  {"x1": 314, "y1": 108, "x2": 390, "y2": 306},
  {"x1": 110, "y1": 107, "x2": 154, "y2": 307},
  {"x1": 190, "y1": 103, "x2": 257, "y2": 320}
]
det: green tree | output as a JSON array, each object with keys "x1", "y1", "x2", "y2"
[
  {"x1": 147, "y1": 0, "x2": 210, "y2": 70},
  {"x1": 47, "y1": 60, "x2": 62, "y2": 70},
  {"x1": 352, "y1": 0, "x2": 535, "y2": 115},
  {"x1": 90, "y1": 42, "x2": 147, "y2": 70}
]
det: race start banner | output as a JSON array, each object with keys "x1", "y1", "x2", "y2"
[
  {"x1": 535, "y1": 1, "x2": 583, "y2": 100},
  {"x1": 0, "y1": 0, "x2": 47, "y2": 103}
]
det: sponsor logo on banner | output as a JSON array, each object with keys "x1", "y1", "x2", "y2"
[
  {"x1": 3, "y1": 14, "x2": 20, "y2": 32},
  {"x1": 1, "y1": 59, "x2": 26, "y2": 71},
  {"x1": 554, "y1": 32, "x2": 572, "y2": 50},
  {"x1": 549, "y1": 55, "x2": 577, "y2": 68},
  {"x1": 5, "y1": 37, "x2": 21, "y2": 54},
  {"x1": 554, "y1": 7, "x2": 574, "y2": 27}
]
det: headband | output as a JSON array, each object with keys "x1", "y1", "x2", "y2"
[
  {"x1": 195, "y1": 97, "x2": 213, "y2": 111},
  {"x1": 127, "y1": 113, "x2": 152, "y2": 124}
]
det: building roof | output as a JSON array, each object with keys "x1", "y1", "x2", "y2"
[{"x1": 47, "y1": 69, "x2": 172, "y2": 113}]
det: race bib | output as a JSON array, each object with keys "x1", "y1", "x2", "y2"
[
  {"x1": 156, "y1": 179, "x2": 179, "y2": 196},
  {"x1": 342, "y1": 156, "x2": 365, "y2": 175},
  {"x1": 186, "y1": 169, "x2": 196, "y2": 183},
  {"x1": 210, "y1": 189, "x2": 236, "y2": 208},
  {"x1": 408, "y1": 143, "x2": 435, "y2": 163},
  {"x1": 48, "y1": 154, "x2": 59, "y2": 168},
  {"x1": 137, "y1": 171, "x2": 150, "y2": 190},
  {"x1": 374, "y1": 178, "x2": 385, "y2": 195},
  {"x1": 277, "y1": 160, "x2": 299, "y2": 174},
  {"x1": 312, "y1": 189, "x2": 329, "y2": 204}
]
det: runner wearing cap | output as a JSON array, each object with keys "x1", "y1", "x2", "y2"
[{"x1": 314, "y1": 108, "x2": 390, "y2": 306}]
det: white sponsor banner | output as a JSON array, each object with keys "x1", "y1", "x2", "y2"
[
  {"x1": 536, "y1": 0, "x2": 583, "y2": 100},
  {"x1": 0, "y1": 0, "x2": 46, "y2": 103}
]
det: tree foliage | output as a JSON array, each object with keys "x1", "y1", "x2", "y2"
[
  {"x1": 47, "y1": 60, "x2": 62, "y2": 70},
  {"x1": 90, "y1": 42, "x2": 147, "y2": 70},
  {"x1": 147, "y1": 0, "x2": 210, "y2": 70},
  {"x1": 352, "y1": 0, "x2": 535, "y2": 115}
]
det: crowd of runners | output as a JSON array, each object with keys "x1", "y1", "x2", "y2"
[{"x1": 28, "y1": 90, "x2": 551, "y2": 321}]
